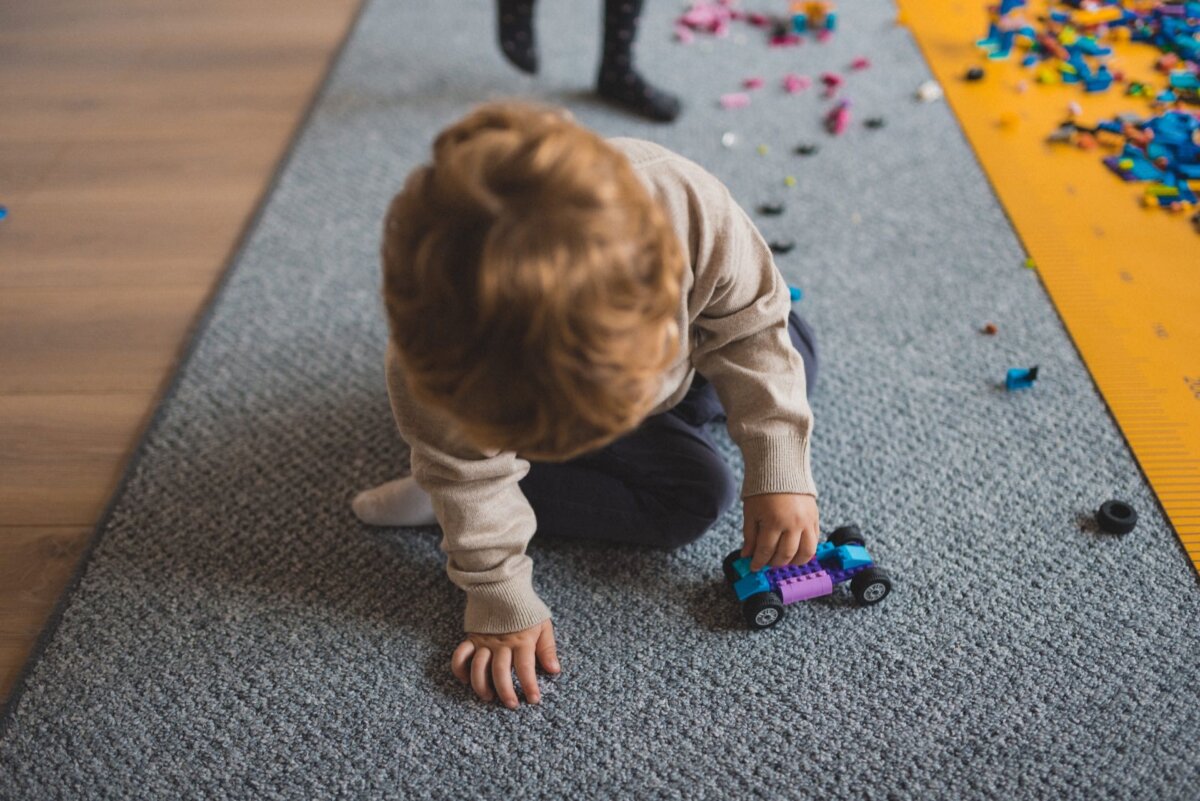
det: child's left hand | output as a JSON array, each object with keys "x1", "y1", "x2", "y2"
[{"x1": 740, "y1": 493, "x2": 820, "y2": 571}]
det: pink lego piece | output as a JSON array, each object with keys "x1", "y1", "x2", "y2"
[
  {"x1": 769, "y1": 33, "x2": 803, "y2": 48},
  {"x1": 746, "y1": 12, "x2": 771, "y2": 27},
  {"x1": 850, "y1": 56, "x2": 871, "y2": 71},
  {"x1": 783, "y1": 73, "x2": 812, "y2": 94},
  {"x1": 820, "y1": 72, "x2": 844, "y2": 98},
  {"x1": 743, "y1": 76, "x2": 765, "y2": 90},
  {"x1": 817, "y1": 29, "x2": 832, "y2": 43},
  {"x1": 778, "y1": 570, "x2": 834, "y2": 604},
  {"x1": 825, "y1": 100, "x2": 851, "y2": 135},
  {"x1": 720, "y1": 92, "x2": 751, "y2": 109}
]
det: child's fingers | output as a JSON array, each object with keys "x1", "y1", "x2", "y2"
[
  {"x1": 491, "y1": 648, "x2": 518, "y2": 709},
  {"x1": 535, "y1": 625, "x2": 561, "y2": 674},
  {"x1": 751, "y1": 529, "x2": 780, "y2": 571},
  {"x1": 515, "y1": 647, "x2": 541, "y2": 704},
  {"x1": 470, "y1": 646, "x2": 495, "y2": 702},
  {"x1": 450, "y1": 640, "x2": 475, "y2": 684},
  {"x1": 794, "y1": 525, "x2": 819, "y2": 564},
  {"x1": 769, "y1": 529, "x2": 801, "y2": 567}
]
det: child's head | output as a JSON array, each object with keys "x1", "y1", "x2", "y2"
[{"x1": 383, "y1": 103, "x2": 684, "y2": 461}]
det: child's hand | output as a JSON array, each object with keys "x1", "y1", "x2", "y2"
[
  {"x1": 741, "y1": 493, "x2": 820, "y2": 571},
  {"x1": 451, "y1": 619, "x2": 560, "y2": 709}
]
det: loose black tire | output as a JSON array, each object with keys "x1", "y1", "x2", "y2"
[
  {"x1": 742, "y1": 592, "x2": 785, "y2": 630},
  {"x1": 830, "y1": 525, "x2": 865, "y2": 548},
  {"x1": 850, "y1": 567, "x2": 892, "y2": 606},
  {"x1": 723, "y1": 550, "x2": 745, "y2": 584},
  {"x1": 1097, "y1": 500, "x2": 1138, "y2": 535}
]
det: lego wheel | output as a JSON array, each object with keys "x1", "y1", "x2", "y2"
[
  {"x1": 1096, "y1": 500, "x2": 1137, "y2": 535},
  {"x1": 742, "y1": 592, "x2": 785, "y2": 630},
  {"x1": 850, "y1": 567, "x2": 892, "y2": 606},
  {"x1": 722, "y1": 549, "x2": 744, "y2": 584},
  {"x1": 829, "y1": 525, "x2": 865, "y2": 547}
]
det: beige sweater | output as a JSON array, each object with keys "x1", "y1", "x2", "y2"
[{"x1": 385, "y1": 138, "x2": 815, "y2": 634}]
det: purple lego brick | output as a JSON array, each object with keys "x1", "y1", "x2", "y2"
[{"x1": 778, "y1": 570, "x2": 833, "y2": 604}]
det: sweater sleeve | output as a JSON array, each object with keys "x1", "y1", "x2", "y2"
[
  {"x1": 683, "y1": 166, "x2": 817, "y2": 499},
  {"x1": 384, "y1": 342, "x2": 552, "y2": 634}
]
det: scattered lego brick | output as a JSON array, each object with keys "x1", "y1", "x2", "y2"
[
  {"x1": 864, "y1": 116, "x2": 886, "y2": 129},
  {"x1": 782, "y1": 72, "x2": 812, "y2": 93},
  {"x1": 794, "y1": 143, "x2": 820, "y2": 156},
  {"x1": 1097, "y1": 499, "x2": 1138, "y2": 534},
  {"x1": 824, "y1": 99, "x2": 851, "y2": 134},
  {"x1": 981, "y1": 322, "x2": 999, "y2": 335},
  {"x1": 1005, "y1": 366, "x2": 1040, "y2": 390},
  {"x1": 720, "y1": 92, "x2": 751, "y2": 109},
  {"x1": 743, "y1": 76, "x2": 765, "y2": 90},
  {"x1": 916, "y1": 79, "x2": 943, "y2": 102},
  {"x1": 757, "y1": 202, "x2": 786, "y2": 216},
  {"x1": 769, "y1": 239, "x2": 796, "y2": 254},
  {"x1": 965, "y1": 66, "x2": 986, "y2": 81}
]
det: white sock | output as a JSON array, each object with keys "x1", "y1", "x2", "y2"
[{"x1": 351, "y1": 475, "x2": 437, "y2": 527}]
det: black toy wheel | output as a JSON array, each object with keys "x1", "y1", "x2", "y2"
[
  {"x1": 850, "y1": 567, "x2": 892, "y2": 606},
  {"x1": 723, "y1": 549, "x2": 744, "y2": 584},
  {"x1": 829, "y1": 525, "x2": 865, "y2": 548},
  {"x1": 742, "y1": 592, "x2": 785, "y2": 630},
  {"x1": 1097, "y1": 500, "x2": 1137, "y2": 535}
]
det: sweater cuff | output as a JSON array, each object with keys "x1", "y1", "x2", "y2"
[
  {"x1": 462, "y1": 571, "x2": 552, "y2": 634},
  {"x1": 740, "y1": 435, "x2": 817, "y2": 498}
]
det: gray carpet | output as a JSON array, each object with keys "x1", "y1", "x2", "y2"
[{"x1": 2, "y1": 0, "x2": 1197, "y2": 798}]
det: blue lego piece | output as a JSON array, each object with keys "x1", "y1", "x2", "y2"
[
  {"x1": 835, "y1": 543, "x2": 872, "y2": 570},
  {"x1": 731, "y1": 555, "x2": 753, "y2": 580},
  {"x1": 789, "y1": 285, "x2": 804, "y2": 302},
  {"x1": 734, "y1": 570, "x2": 770, "y2": 601},
  {"x1": 1006, "y1": 366, "x2": 1039, "y2": 390},
  {"x1": 814, "y1": 540, "x2": 834, "y2": 560}
]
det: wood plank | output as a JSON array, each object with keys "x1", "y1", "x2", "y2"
[
  {"x1": 0, "y1": 286, "x2": 213, "y2": 393},
  {"x1": 0, "y1": 393, "x2": 155, "y2": 526},
  {"x1": 0, "y1": 527, "x2": 92, "y2": 701}
]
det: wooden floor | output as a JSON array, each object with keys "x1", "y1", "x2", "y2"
[{"x1": 0, "y1": 0, "x2": 362, "y2": 704}]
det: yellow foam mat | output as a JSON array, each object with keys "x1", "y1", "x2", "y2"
[{"x1": 897, "y1": 0, "x2": 1200, "y2": 572}]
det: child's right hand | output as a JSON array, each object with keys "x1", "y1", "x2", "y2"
[{"x1": 451, "y1": 618, "x2": 560, "y2": 708}]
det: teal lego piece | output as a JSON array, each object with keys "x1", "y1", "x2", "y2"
[
  {"x1": 814, "y1": 541, "x2": 835, "y2": 559},
  {"x1": 734, "y1": 570, "x2": 770, "y2": 601},
  {"x1": 835, "y1": 543, "x2": 872, "y2": 570},
  {"x1": 731, "y1": 555, "x2": 753, "y2": 580}
]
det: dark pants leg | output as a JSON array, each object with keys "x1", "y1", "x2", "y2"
[{"x1": 519, "y1": 310, "x2": 818, "y2": 549}]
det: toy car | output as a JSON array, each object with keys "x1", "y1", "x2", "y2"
[{"x1": 723, "y1": 525, "x2": 892, "y2": 630}]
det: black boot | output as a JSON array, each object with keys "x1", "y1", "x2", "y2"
[
  {"x1": 496, "y1": 0, "x2": 538, "y2": 74},
  {"x1": 596, "y1": 0, "x2": 681, "y2": 122}
]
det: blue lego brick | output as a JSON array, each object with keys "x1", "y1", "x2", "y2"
[
  {"x1": 1006, "y1": 366, "x2": 1039, "y2": 390},
  {"x1": 734, "y1": 570, "x2": 770, "y2": 602},
  {"x1": 835, "y1": 544, "x2": 873, "y2": 570},
  {"x1": 814, "y1": 541, "x2": 835, "y2": 560},
  {"x1": 731, "y1": 555, "x2": 754, "y2": 580}
]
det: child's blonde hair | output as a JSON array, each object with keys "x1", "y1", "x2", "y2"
[{"x1": 382, "y1": 103, "x2": 684, "y2": 461}]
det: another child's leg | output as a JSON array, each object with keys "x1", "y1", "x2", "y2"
[
  {"x1": 495, "y1": 0, "x2": 538, "y2": 74},
  {"x1": 519, "y1": 412, "x2": 737, "y2": 549},
  {"x1": 596, "y1": 0, "x2": 682, "y2": 122}
]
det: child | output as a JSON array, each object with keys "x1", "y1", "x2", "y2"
[{"x1": 354, "y1": 103, "x2": 819, "y2": 709}]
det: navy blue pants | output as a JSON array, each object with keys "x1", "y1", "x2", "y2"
[{"x1": 519, "y1": 311, "x2": 817, "y2": 549}]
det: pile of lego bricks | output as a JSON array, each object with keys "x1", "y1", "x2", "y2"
[
  {"x1": 979, "y1": 0, "x2": 1198, "y2": 101},
  {"x1": 979, "y1": 1, "x2": 1200, "y2": 225}
]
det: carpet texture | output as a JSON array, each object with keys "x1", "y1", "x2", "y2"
[{"x1": 2, "y1": 1, "x2": 1197, "y2": 798}]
